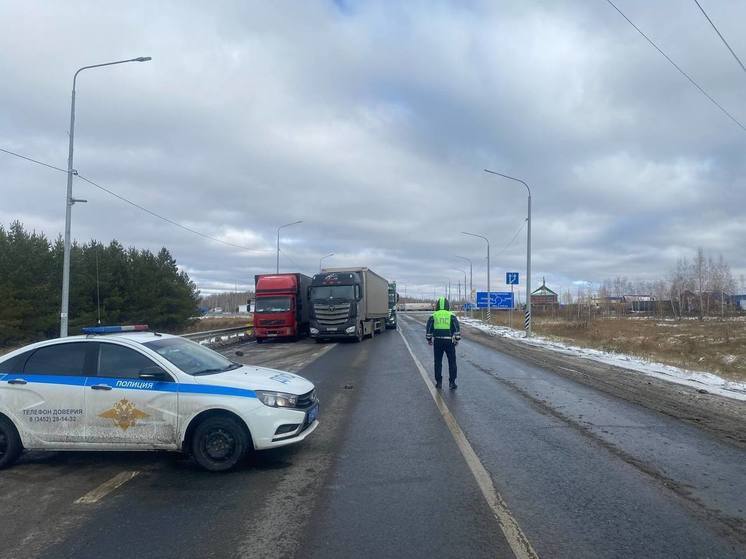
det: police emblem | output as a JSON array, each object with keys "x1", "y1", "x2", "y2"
[{"x1": 99, "y1": 399, "x2": 149, "y2": 430}]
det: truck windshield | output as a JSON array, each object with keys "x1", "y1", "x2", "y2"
[
  {"x1": 255, "y1": 296, "x2": 292, "y2": 313},
  {"x1": 311, "y1": 285, "x2": 355, "y2": 300}
]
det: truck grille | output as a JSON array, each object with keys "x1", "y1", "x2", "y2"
[
  {"x1": 314, "y1": 303, "x2": 350, "y2": 325},
  {"x1": 258, "y1": 319, "x2": 285, "y2": 326}
]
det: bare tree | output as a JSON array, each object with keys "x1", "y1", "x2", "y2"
[{"x1": 694, "y1": 248, "x2": 707, "y2": 320}]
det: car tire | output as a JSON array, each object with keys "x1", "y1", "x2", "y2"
[
  {"x1": 191, "y1": 415, "x2": 250, "y2": 472},
  {"x1": 0, "y1": 417, "x2": 22, "y2": 470}
]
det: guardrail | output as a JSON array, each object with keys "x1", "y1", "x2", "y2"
[{"x1": 181, "y1": 325, "x2": 253, "y2": 346}]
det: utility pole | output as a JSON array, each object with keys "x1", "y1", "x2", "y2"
[
  {"x1": 60, "y1": 56, "x2": 151, "y2": 337},
  {"x1": 484, "y1": 169, "x2": 532, "y2": 336},
  {"x1": 456, "y1": 256, "x2": 473, "y2": 313},
  {"x1": 276, "y1": 220, "x2": 302, "y2": 274},
  {"x1": 319, "y1": 252, "x2": 334, "y2": 271},
  {"x1": 462, "y1": 233, "x2": 490, "y2": 321}
]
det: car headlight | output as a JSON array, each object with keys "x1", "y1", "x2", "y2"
[
  {"x1": 256, "y1": 390, "x2": 298, "y2": 408},
  {"x1": 345, "y1": 326, "x2": 356, "y2": 334}
]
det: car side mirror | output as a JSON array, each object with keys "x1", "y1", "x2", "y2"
[{"x1": 139, "y1": 366, "x2": 168, "y2": 381}]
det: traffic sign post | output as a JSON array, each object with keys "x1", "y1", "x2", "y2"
[
  {"x1": 505, "y1": 273, "x2": 518, "y2": 329},
  {"x1": 510, "y1": 284, "x2": 513, "y2": 329}
]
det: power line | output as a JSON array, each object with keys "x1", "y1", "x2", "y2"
[
  {"x1": 278, "y1": 246, "x2": 303, "y2": 272},
  {"x1": 75, "y1": 174, "x2": 257, "y2": 251},
  {"x1": 0, "y1": 147, "x2": 68, "y2": 173},
  {"x1": 495, "y1": 219, "x2": 527, "y2": 257},
  {"x1": 0, "y1": 145, "x2": 264, "y2": 252},
  {"x1": 692, "y1": 0, "x2": 746, "y2": 74},
  {"x1": 605, "y1": 0, "x2": 746, "y2": 133}
]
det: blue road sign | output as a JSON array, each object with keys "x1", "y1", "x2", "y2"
[
  {"x1": 476, "y1": 291, "x2": 514, "y2": 309},
  {"x1": 506, "y1": 272, "x2": 519, "y2": 285}
]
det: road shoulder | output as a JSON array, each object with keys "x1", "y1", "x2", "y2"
[{"x1": 461, "y1": 322, "x2": 746, "y2": 449}]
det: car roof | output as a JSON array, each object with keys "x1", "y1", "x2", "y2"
[{"x1": 0, "y1": 332, "x2": 180, "y2": 360}]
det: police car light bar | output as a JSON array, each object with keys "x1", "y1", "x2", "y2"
[{"x1": 81, "y1": 325, "x2": 150, "y2": 335}]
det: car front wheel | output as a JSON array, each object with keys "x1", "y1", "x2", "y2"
[
  {"x1": 191, "y1": 415, "x2": 250, "y2": 472},
  {"x1": 0, "y1": 417, "x2": 22, "y2": 470}
]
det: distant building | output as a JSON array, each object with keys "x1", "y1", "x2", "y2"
[
  {"x1": 622, "y1": 295, "x2": 655, "y2": 313},
  {"x1": 531, "y1": 278, "x2": 558, "y2": 309}
]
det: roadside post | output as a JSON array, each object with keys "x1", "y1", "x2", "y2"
[{"x1": 506, "y1": 272, "x2": 519, "y2": 330}]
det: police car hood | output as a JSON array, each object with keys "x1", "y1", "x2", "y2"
[{"x1": 193, "y1": 365, "x2": 314, "y2": 394}]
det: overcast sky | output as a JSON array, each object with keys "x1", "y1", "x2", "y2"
[{"x1": 2, "y1": 0, "x2": 745, "y2": 300}]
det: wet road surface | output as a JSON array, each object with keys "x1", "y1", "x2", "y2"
[{"x1": 1, "y1": 324, "x2": 744, "y2": 558}]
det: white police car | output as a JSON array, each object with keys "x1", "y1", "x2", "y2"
[{"x1": 0, "y1": 326, "x2": 319, "y2": 471}]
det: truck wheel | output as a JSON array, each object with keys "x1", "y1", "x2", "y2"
[
  {"x1": 0, "y1": 417, "x2": 22, "y2": 470},
  {"x1": 191, "y1": 415, "x2": 250, "y2": 472},
  {"x1": 256, "y1": 338, "x2": 264, "y2": 344},
  {"x1": 355, "y1": 324, "x2": 364, "y2": 343}
]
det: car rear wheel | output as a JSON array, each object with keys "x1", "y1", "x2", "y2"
[
  {"x1": 0, "y1": 417, "x2": 22, "y2": 470},
  {"x1": 191, "y1": 415, "x2": 250, "y2": 472}
]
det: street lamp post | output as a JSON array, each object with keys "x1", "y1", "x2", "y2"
[
  {"x1": 455, "y1": 255, "x2": 473, "y2": 312},
  {"x1": 484, "y1": 169, "x2": 532, "y2": 337},
  {"x1": 60, "y1": 56, "x2": 152, "y2": 337},
  {"x1": 319, "y1": 252, "x2": 334, "y2": 271},
  {"x1": 461, "y1": 232, "x2": 490, "y2": 321},
  {"x1": 276, "y1": 220, "x2": 302, "y2": 273},
  {"x1": 453, "y1": 268, "x2": 467, "y2": 309}
]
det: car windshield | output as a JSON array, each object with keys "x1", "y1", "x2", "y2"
[
  {"x1": 143, "y1": 337, "x2": 241, "y2": 376},
  {"x1": 310, "y1": 285, "x2": 355, "y2": 300},
  {"x1": 255, "y1": 296, "x2": 292, "y2": 313}
]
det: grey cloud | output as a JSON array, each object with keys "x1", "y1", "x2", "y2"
[{"x1": 2, "y1": 0, "x2": 745, "y2": 302}]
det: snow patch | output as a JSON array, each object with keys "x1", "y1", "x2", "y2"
[{"x1": 460, "y1": 317, "x2": 746, "y2": 402}]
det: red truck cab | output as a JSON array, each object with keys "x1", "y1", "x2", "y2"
[{"x1": 254, "y1": 273, "x2": 312, "y2": 343}]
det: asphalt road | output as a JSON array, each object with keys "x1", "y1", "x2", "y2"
[{"x1": 1, "y1": 321, "x2": 744, "y2": 559}]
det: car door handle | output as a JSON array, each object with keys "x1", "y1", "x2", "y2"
[
  {"x1": 90, "y1": 384, "x2": 113, "y2": 391},
  {"x1": 7, "y1": 379, "x2": 27, "y2": 385}
]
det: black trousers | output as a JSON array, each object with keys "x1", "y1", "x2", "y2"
[{"x1": 433, "y1": 338, "x2": 457, "y2": 383}]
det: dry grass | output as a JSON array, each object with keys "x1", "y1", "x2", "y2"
[
  {"x1": 470, "y1": 311, "x2": 746, "y2": 382},
  {"x1": 181, "y1": 316, "x2": 252, "y2": 334}
]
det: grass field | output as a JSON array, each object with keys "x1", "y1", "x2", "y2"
[{"x1": 469, "y1": 312, "x2": 746, "y2": 382}]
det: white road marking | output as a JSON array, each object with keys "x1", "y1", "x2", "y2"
[
  {"x1": 74, "y1": 471, "x2": 140, "y2": 504},
  {"x1": 398, "y1": 328, "x2": 540, "y2": 559},
  {"x1": 559, "y1": 366, "x2": 581, "y2": 374},
  {"x1": 303, "y1": 343, "x2": 338, "y2": 365}
]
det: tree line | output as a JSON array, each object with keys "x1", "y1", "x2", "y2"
[
  {"x1": 0, "y1": 221, "x2": 200, "y2": 348},
  {"x1": 552, "y1": 248, "x2": 742, "y2": 320}
]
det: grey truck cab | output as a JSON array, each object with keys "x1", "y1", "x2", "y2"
[{"x1": 309, "y1": 268, "x2": 389, "y2": 342}]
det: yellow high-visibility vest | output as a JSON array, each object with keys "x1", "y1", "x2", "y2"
[{"x1": 433, "y1": 309, "x2": 452, "y2": 332}]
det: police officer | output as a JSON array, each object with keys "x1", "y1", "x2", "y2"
[{"x1": 426, "y1": 297, "x2": 461, "y2": 389}]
